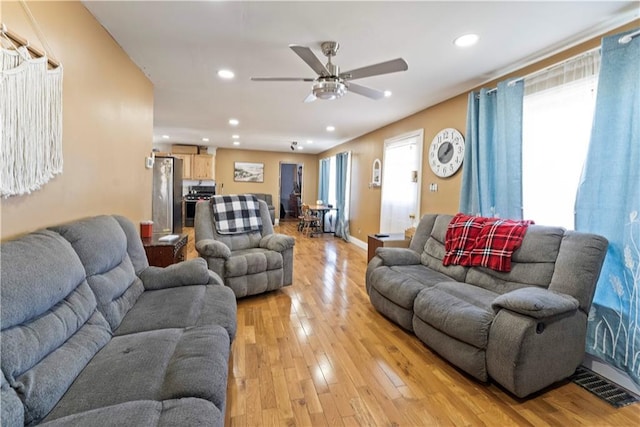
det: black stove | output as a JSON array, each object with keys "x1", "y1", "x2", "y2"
[
  {"x1": 184, "y1": 185, "x2": 216, "y2": 226},
  {"x1": 184, "y1": 185, "x2": 216, "y2": 201}
]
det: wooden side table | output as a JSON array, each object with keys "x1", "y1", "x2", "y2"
[
  {"x1": 142, "y1": 234, "x2": 188, "y2": 267},
  {"x1": 367, "y1": 233, "x2": 411, "y2": 262}
]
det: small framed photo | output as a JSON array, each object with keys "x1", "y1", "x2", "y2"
[{"x1": 234, "y1": 162, "x2": 264, "y2": 182}]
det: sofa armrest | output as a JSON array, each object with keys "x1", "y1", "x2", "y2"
[
  {"x1": 196, "y1": 239, "x2": 231, "y2": 259},
  {"x1": 139, "y1": 258, "x2": 211, "y2": 290},
  {"x1": 491, "y1": 287, "x2": 579, "y2": 319},
  {"x1": 207, "y1": 269, "x2": 225, "y2": 286},
  {"x1": 259, "y1": 233, "x2": 295, "y2": 252},
  {"x1": 375, "y1": 248, "x2": 421, "y2": 266}
]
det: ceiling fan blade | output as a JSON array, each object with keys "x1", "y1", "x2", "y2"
[
  {"x1": 340, "y1": 58, "x2": 408, "y2": 80},
  {"x1": 347, "y1": 83, "x2": 385, "y2": 100},
  {"x1": 304, "y1": 93, "x2": 317, "y2": 103},
  {"x1": 289, "y1": 45, "x2": 330, "y2": 76},
  {"x1": 251, "y1": 77, "x2": 315, "y2": 82}
]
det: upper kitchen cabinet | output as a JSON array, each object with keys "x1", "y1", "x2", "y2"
[
  {"x1": 170, "y1": 145, "x2": 215, "y2": 180},
  {"x1": 172, "y1": 154, "x2": 193, "y2": 179},
  {"x1": 192, "y1": 154, "x2": 215, "y2": 180}
]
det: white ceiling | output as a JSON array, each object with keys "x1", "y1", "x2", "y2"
[{"x1": 83, "y1": 1, "x2": 638, "y2": 154}]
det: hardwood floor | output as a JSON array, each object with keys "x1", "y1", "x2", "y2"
[{"x1": 185, "y1": 222, "x2": 639, "y2": 426}]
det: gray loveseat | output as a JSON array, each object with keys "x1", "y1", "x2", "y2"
[
  {"x1": 1, "y1": 215, "x2": 237, "y2": 426},
  {"x1": 366, "y1": 213, "x2": 607, "y2": 398},
  {"x1": 248, "y1": 193, "x2": 275, "y2": 224},
  {"x1": 195, "y1": 197, "x2": 294, "y2": 298}
]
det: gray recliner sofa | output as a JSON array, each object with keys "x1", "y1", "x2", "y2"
[
  {"x1": 195, "y1": 196, "x2": 295, "y2": 298},
  {"x1": 248, "y1": 193, "x2": 275, "y2": 224},
  {"x1": 366, "y1": 213, "x2": 608, "y2": 398},
  {"x1": 1, "y1": 215, "x2": 237, "y2": 426}
]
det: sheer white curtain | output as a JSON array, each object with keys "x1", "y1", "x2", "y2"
[{"x1": 522, "y1": 50, "x2": 600, "y2": 228}]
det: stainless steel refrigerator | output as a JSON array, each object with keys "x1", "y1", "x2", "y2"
[{"x1": 152, "y1": 156, "x2": 183, "y2": 235}]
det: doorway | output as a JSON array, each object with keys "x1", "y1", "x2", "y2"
[
  {"x1": 279, "y1": 162, "x2": 303, "y2": 221},
  {"x1": 379, "y1": 129, "x2": 423, "y2": 233}
]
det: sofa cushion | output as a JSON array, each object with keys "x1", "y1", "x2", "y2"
[
  {"x1": 226, "y1": 270, "x2": 284, "y2": 298},
  {"x1": 413, "y1": 282, "x2": 498, "y2": 349},
  {"x1": 40, "y1": 398, "x2": 223, "y2": 427},
  {"x1": 50, "y1": 215, "x2": 145, "y2": 330},
  {"x1": 43, "y1": 325, "x2": 230, "y2": 422},
  {"x1": 464, "y1": 225, "x2": 564, "y2": 294},
  {"x1": 1, "y1": 230, "x2": 112, "y2": 425},
  {"x1": 113, "y1": 215, "x2": 150, "y2": 274},
  {"x1": 225, "y1": 248, "x2": 283, "y2": 277},
  {"x1": 114, "y1": 284, "x2": 237, "y2": 340},
  {"x1": 2, "y1": 370, "x2": 24, "y2": 426},
  {"x1": 419, "y1": 214, "x2": 469, "y2": 281},
  {"x1": 369, "y1": 265, "x2": 452, "y2": 309}
]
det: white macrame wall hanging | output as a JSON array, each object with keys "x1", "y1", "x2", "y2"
[{"x1": 1, "y1": 24, "x2": 63, "y2": 198}]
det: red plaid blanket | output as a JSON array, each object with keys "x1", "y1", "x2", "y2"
[
  {"x1": 443, "y1": 213, "x2": 533, "y2": 272},
  {"x1": 468, "y1": 218, "x2": 534, "y2": 272},
  {"x1": 442, "y1": 213, "x2": 487, "y2": 266}
]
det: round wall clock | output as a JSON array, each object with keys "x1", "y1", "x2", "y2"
[{"x1": 428, "y1": 128, "x2": 465, "y2": 178}]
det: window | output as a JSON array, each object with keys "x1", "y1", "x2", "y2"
[{"x1": 522, "y1": 50, "x2": 600, "y2": 229}]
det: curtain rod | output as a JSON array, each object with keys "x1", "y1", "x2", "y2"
[
  {"x1": 619, "y1": 29, "x2": 640, "y2": 44},
  {"x1": 0, "y1": 24, "x2": 60, "y2": 68},
  {"x1": 482, "y1": 46, "x2": 600, "y2": 95}
]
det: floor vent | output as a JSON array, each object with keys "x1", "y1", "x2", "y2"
[{"x1": 571, "y1": 366, "x2": 639, "y2": 408}]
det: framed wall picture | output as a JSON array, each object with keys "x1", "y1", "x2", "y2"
[{"x1": 234, "y1": 162, "x2": 264, "y2": 182}]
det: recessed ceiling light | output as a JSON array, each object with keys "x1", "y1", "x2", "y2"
[
  {"x1": 229, "y1": 118, "x2": 239, "y2": 126},
  {"x1": 233, "y1": 141, "x2": 240, "y2": 146},
  {"x1": 384, "y1": 90, "x2": 392, "y2": 97},
  {"x1": 306, "y1": 140, "x2": 313, "y2": 144},
  {"x1": 454, "y1": 34, "x2": 479, "y2": 48},
  {"x1": 162, "y1": 135, "x2": 170, "y2": 139},
  {"x1": 217, "y1": 69, "x2": 235, "y2": 79},
  {"x1": 326, "y1": 125, "x2": 335, "y2": 132},
  {"x1": 202, "y1": 137, "x2": 209, "y2": 142},
  {"x1": 232, "y1": 134, "x2": 240, "y2": 139},
  {"x1": 297, "y1": 146, "x2": 304, "y2": 150}
]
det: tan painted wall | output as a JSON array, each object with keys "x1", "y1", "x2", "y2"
[
  {"x1": 320, "y1": 19, "x2": 640, "y2": 243},
  {"x1": 1, "y1": 1, "x2": 153, "y2": 240},
  {"x1": 215, "y1": 148, "x2": 318, "y2": 219},
  {"x1": 320, "y1": 94, "x2": 467, "y2": 242}
]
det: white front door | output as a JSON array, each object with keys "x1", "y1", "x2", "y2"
[{"x1": 380, "y1": 130, "x2": 423, "y2": 233}]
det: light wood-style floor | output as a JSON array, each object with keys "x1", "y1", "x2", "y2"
[{"x1": 185, "y1": 221, "x2": 639, "y2": 426}]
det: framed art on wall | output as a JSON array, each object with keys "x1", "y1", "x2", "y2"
[{"x1": 234, "y1": 162, "x2": 264, "y2": 182}]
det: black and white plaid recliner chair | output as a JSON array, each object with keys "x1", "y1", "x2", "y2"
[{"x1": 195, "y1": 194, "x2": 295, "y2": 298}]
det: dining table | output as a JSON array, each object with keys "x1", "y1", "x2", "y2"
[{"x1": 308, "y1": 205, "x2": 338, "y2": 233}]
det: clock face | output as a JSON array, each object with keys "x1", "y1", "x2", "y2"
[{"x1": 429, "y1": 128, "x2": 465, "y2": 178}]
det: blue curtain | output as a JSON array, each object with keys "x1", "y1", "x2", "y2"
[
  {"x1": 459, "y1": 80, "x2": 525, "y2": 219},
  {"x1": 318, "y1": 157, "x2": 330, "y2": 204},
  {"x1": 334, "y1": 152, "x2": 350, "y2": 240},
  {"x1": 575, "y1": 29, "x2": 640, "y2": 385}
]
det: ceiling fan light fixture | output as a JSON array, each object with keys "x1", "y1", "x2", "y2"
[{"x1": 312, "y1": 79, "x2": 346, "y2": 100}]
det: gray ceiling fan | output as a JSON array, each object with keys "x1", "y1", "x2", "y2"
[{"x1": 251, "y1": 41, "x2": 408, "y2": 102}]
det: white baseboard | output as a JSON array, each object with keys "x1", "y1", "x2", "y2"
[
  {"x1": 349, "y1": 236, "x2": 367, "y2": 251},
  {"x1": 582, "y1": 354, "x2": 640, "y2": 396}
]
